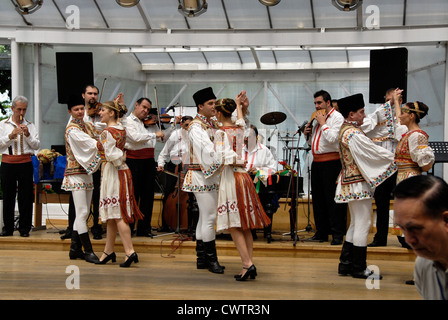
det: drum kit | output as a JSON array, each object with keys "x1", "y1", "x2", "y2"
[{"x1": 260, "y1": 111, "x2": 309, "y2": 165}]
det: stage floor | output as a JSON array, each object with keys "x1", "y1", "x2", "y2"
[{"x1": 0, "y1": 227, "x2": 421, "y2": 301}]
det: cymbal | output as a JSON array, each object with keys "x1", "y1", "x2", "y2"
[{"x1": 260, "y1": 112, "x2": 286, "y2": 125}]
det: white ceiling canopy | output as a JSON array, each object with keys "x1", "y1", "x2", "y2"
[{"x1": 1, "y1": 0, "x2": 447, "y2": 72}]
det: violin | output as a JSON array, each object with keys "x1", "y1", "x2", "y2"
[
  {"x1": 87, "y1": 102, "x2": 102, "y2": 117},
  {"x1": 143, "y1": 113, "x2": 173, "y2": 127}
]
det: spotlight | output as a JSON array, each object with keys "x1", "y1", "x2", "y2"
[
  {"x1": 258, "y1": 0, "x2": 281, "y2": 6},
  {"x1": 332, "y1": 0, "x2": 362, "y2": 12},
  {"x1": 11, "y1": 0, "x2": 43, "y2": 15},
  {"x1": 116, "y1": 0, "x2": 140, "y2": 8},
  {"x1": 178, "y1": 0, "x2": 208, "y2": 18}
]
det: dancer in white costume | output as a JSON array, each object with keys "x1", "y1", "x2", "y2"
[
  {"x1": 62, "y1": 95, "x2": 102, "y2": 263},
  {"x1": 214, "y1": 96, "x2": 271, "y2": 281},
  {"x1": 335, "y1": 93, "x2": 397, "y2": 279},
  {"x1": 95, "y1": 97, "x2": 144, "y2": 267},
  {"x1": 182, "y1": 87, "x2": 224, "y2": 274}
]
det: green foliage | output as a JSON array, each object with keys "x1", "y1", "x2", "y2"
[{"x1": 0, "y1": 45, "x2": 11, "y2": 119}]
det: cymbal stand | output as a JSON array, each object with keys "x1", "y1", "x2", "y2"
[
  {"x1": 295, "y1": 145, "x2": 313, "y2": 235},
  {"x1": 281, "y1": 130, "x2": 303, "y2": 246}
]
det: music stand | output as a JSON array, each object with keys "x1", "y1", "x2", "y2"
[{"x1": 428, "y1": 141, "x2": 448, "y2": 175}]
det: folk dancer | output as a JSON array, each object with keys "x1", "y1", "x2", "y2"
[
  {"x1": 335, "y1": 93, "x2": 397, "y2": 279},
  {"x1": 95, "y1": 99, "x2": 143, "y2": 267},
  {"x1": 62, "y1": 95, "x2": 102, "y2": 263},
  {"x1": 181, "y1": 87, "x2": 224, "y2": 274},
  {"x1": 395, "y1": 101, "x2": 434, "y2": 183},
  {"x1": 393, "y1": 101, "x2": 434, "y2": 248},
  {"x1": 214, "y1": 97, "x2": 271, "y2": 281},
  {"x1": 361, "y1": 88, "x2": 403, "y2": 247}
]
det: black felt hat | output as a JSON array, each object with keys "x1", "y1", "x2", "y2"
[
  {"x1": 66, "y1": 94, "x2": 85, "y2": 110},
  {"x1": 193, "y1": 87, "x2": 216, "y2": 107},
  {"x1": 337, "y1": 93, "x2": 365, "y2": 118}
]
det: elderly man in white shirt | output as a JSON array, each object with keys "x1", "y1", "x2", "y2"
[{"x1": 0, "y1": 96, "x2": 40, "y2": 237}]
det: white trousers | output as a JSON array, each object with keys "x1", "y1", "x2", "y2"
[
  {"x1": 72, "y1": 189, "x2": 93, "y2": 234},
  {"x1": 346, "y1": 199, "x2": 372, "y2": 247},
  {"x1": 194, "y1": 191, "x2": 218, "y2": 242}
]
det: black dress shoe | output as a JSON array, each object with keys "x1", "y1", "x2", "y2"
[
  {"x1": 0, "y1": 231, "x2": 13, "y2": 236},
  {"x1": 20, "y1": 232, "x2": 30, "y2": 237},
  {"x1": 307, "y1": 234, "x2": 328, "y2": 242},
  {"x1": 120, "y1": 252, "x2": 139, "y2": 268},
  {"x1": 96, "y1": 252, "x2": 117, "y2": 265},
  {"x1": 235, "y1": 265, "x2": 257, "y2": 281},
  {"x1": 331, "y1": 238, "x2": 343, "y2": 245},
  {"x1": 367, "y1": 240, "x2": 387, "y2": 247}
]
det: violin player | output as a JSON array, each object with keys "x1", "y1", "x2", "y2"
[
  {"x1": 123, "y1": 97, "x2": 174, "y2": 237},
  {"x1": 83, "y1": 84, "x2": 106, "y2": 132},
  {"x1": 0, "y1": 96, "x2": 41, "y2": 237},
  {"x1": 303, "y1": 90, "x2": 347, "y2": 245},
  {"x1": 83, "y1": 84, "x2": 105, "y2": 239}
]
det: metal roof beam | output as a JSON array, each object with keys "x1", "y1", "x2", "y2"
[{"x1": 7, "y1": 26, "x2": 448, "y2": 47}]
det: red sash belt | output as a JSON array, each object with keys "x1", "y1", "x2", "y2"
[
  {"x1": 125, "y1": 148, "x2": 154, "y2": 159},
  {"x1": 1, "y1": 154, "x2": 32, "y2": 164},
  {"x1": 313, "y1": 152, "x2": 340, "y2": 162}
]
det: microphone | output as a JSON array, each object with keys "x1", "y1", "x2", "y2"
[
  {"x1": 295, "y1": 120, "x2": 309, "y2": 135},
  {"x1": 267, "y1": 129, "x2": 276, "y2": 142},
  {"x1": 165, "y1": 103, "x2": 179, "y2": 113}
]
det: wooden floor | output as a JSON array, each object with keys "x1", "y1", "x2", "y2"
[{"x1": 0, "y1": 227, "x2": 421, "y2": 301}]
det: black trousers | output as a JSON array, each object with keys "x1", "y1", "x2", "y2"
[
  {"x1": 127, "y1": 157, "x2": 156, "y2": 235},
  {"x1": 372, "y1": 171, "x2": 397, "y2": 243},
  {"x1": 311, "y1": 159, "x2": 347, "y2": 240},
  {"x1": 0, "y1": 161, "x2": 34, "y2": 234}
]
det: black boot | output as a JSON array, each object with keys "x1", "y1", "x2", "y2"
[
  {"x1": 203, "y1": 240, "x2": 224, "y2": 274},
  {"x1": 351, "y1": 246, "x2": 381, "y2": 279},
  {"x1": 69, "y1": 231, "x2": 85, "y2": 260},
  {"x1": 196, "y1": 240, "x2": 207, "y2": 269},
  {"x1": 78, "y1": 232, "x2": 100, "y2": 264},
  {"x1": 338, "y1": 241, "x2": 353, "y2": 275}
]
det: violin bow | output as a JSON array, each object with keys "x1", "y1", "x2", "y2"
[
  {"x1": 99, "y1": 78, "x2": 106, "y2": 102},
  {"x1": 154, "y1": 86, "x2": 162, "y2": 129}
]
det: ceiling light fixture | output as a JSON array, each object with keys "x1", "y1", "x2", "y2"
[
  {"x1": 178, "y1": 0, "x2": 208, "y2": 18},
  {"x1": 331, "y1": 0, "x2": 362, "y2": 12},
  {"x1": 11, "y1": 0, "x2": 43, "y2": 15},
  {"x1": 258, "y1": 0, "x2": 281, "y2": 6},
  {"x1": 116, "y1": 0, "x2": 140, "y2": 8}
]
